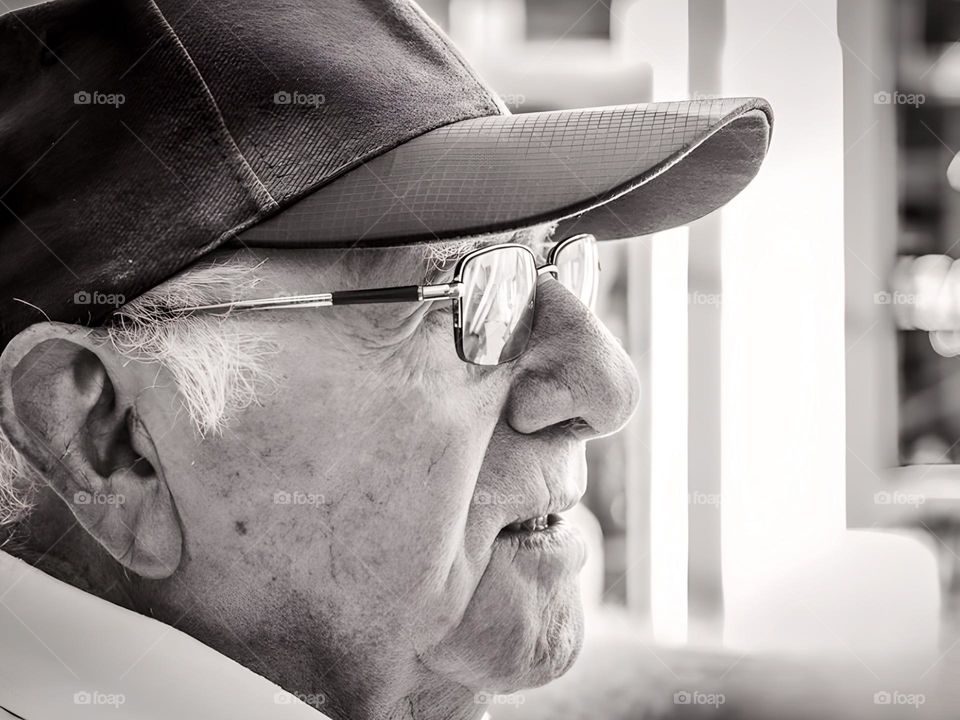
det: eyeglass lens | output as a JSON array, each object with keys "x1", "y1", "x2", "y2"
[
  {"x1": 458, "y1": 236, "x2": 599, "y2": 365},
  {"x1": 554, "y1": 235, "x2": 600, "y2": 311},
  {"x1": 459, "y1": 245, "x2": 538, "y2": 365}
]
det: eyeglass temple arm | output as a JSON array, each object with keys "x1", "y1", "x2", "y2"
[
  {"x1": 333, "y1": 282, "x2": 461, "y2": 304},
  {"x1": 333, "y1": 267, "x2": 552, "y2": 313},
  {"x1": 164, "y1": 282, "x2": 463, "y2": 314},
  {"x1": 332, "y1": 285, "x2": 420, "y2": 304},
  {"x1": 336, "y1": 269, "x2": 555, "y2": 304}
]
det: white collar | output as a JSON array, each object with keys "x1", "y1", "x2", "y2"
[{"x1": 0, "y1": 550, "x2": 331, "y2": 719}]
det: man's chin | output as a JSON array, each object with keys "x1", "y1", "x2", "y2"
[
  {"x1": 506, "y1": 588, "x2": 585, "y2": 692},
  {"x1": 424, "y1": 560, "x2": 586, "y2": 694},
  {"x1": 482, "y1": 584, "x2": 584, "y2": 693}
]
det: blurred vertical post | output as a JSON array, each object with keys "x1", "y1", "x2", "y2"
[
  {"x1": 623, "y1": 0, "x2": 690, "y2": 645},
  {"x1": 720, "y1": 0, "x2": 847, "y2": 650},
  {"x1": 625, "y1": 236, "x2": 653, "y2": 629},
  {"x1": 687, "y1": 0, "x2": 726, "y2": 647},
  {"x1": 839, "y1": 0, "x2": 898, "y2": 530}
]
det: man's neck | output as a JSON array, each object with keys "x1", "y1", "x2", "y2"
[
  {"x1": 136, "y1": 590, "x2": 487, "y2": 720},
  {"x1": 384, "y1": 681, "x2": 489, "y2": 720}
]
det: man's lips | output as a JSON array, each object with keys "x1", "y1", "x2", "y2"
[
  {"x1": 496, "y1": 492, "x2": 581, "y2": 537},
  {"x1": 499, "y1": 513, "x2": 561, "y2": 535},
  {"x1": 478, "y1": 476, "x2": 587, "y2": 570},
  {"x1": 492, "y1": 512, "x2": 587, "y2": 571}
]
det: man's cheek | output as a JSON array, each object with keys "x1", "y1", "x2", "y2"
[{"x1": 322, "y1": 464, "x2": 466, "y2": 562}]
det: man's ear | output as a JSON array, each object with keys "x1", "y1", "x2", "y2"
[{"x1": 0, "y1": 322, "x2": 182, "y2": 579}]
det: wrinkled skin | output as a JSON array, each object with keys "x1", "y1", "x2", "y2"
[{"x1": 0, "y1": 233, "x2": 640, "y2": 720}]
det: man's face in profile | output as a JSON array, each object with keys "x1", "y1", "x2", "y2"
[{"x1": 0, "y1": 226, "x2": 640, "y2": 717}]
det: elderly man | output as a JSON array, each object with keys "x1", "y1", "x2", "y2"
[{"x1": 0, "y1": 0, "x2": 771, "y2": 718}]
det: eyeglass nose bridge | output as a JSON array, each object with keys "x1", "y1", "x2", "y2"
[{"x1": 538, "y1": 263, "x2": 559, "y2": 278}]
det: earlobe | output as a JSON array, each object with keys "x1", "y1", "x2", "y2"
[{"x1": 0, "y1": 323, "x2": 183, "y2": 579}]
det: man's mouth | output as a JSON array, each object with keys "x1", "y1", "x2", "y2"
[
  {"x1": 492, "y1": 508, "x2": 585, "y2": 568},
  {"x1": 499, "y1": 513, "x2": 563, "y2": 536}
]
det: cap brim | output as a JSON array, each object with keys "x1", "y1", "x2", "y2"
[{"x1": 236, "y1": 97, "x2": 772, "y2": 247}]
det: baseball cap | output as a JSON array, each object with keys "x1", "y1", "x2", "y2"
[{"x1": 0, "y1": 0, "x2": 772, "y2": 347}]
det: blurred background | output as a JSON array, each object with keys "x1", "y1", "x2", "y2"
[{"x1": 411, "y1": 0, "x2": 960, "y2": 717}]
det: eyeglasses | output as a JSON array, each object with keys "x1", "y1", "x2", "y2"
[{"x1": 167, "y1": 233, "x2": 600, "y2": 366}]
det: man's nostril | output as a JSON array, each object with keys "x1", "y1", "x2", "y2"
[{"x1": 558, "y1": 417, "x2": 592, "y2": 435}]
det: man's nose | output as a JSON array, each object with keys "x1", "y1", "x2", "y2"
[{"x1": 506, "y1": 278, "x2": 641, "y2": 438}]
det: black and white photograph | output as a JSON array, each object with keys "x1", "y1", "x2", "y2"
[{"x1": 1, "y1": 0, "x2": 959, "y2": 718}]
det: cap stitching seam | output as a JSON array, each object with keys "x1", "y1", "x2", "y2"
[
  {"x1": 244, "y1": 131, "x2": 283, "y2": 192},
  {"x1": 144, "y1": 0, "x2": 278, "y2": 209},
  {"x1": 403, "y1": 1, "x2": 503, "y2": 115}
]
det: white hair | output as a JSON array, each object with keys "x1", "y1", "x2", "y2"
[
  {"x1": 0, "y1": 257, "x2": 276, "y2": 541},
  {"x1": 0, "y1": 223, "x2": 558, "y2": 541},
  {"x1": 420, "y1": 222, "x2": 557, "y2": 270},
  {"x1": 108, "y1": 259, "x2": 277, "y2": 433}
]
